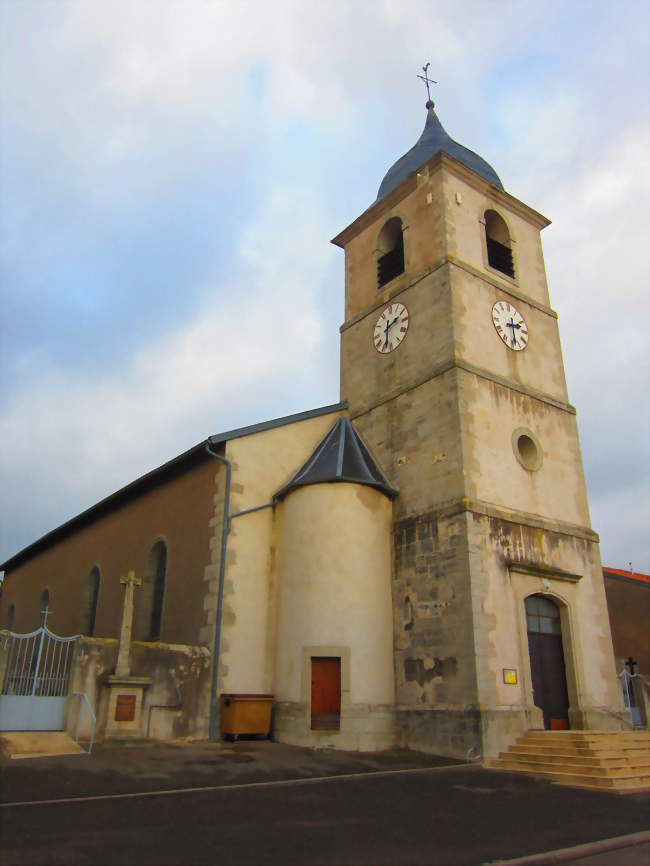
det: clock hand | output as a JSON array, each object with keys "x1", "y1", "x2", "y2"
[
  {"x1": 385, "y1": 316, "x2": 401, "y2": 348},
  {"x1": 506, "y1": 317, "x2": 521, "y2": 346}
]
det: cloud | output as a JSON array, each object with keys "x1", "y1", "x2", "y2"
[
  {"x1": 539, "y1": 123, "x2": 650, "y2": 568},
  {"x1": 0, "y1": 183, "x2": 338, "y2": 559}
]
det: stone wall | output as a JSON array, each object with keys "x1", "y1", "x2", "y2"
[
  {"x1": 65, "y1": 637, "x2": 211, "y2": 742},
  {"x1": 392, "y1": 509, "x2": 480, "y2": 758}
]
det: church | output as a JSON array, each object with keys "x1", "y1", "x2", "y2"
[{"x1": 0, "y1": 94, "x2": 626, "y2": 758}]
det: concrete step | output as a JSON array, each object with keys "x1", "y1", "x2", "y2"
[
  {"x1": 519, "y1": 735, "x2": 650, "y2": 748},
  {"x1": 494, "y1": 757, "x2": 648, "y2": 778},
  {"x1": 513, "y1": 737, "x2": 649, "y2": 748},
  {"x1": 496, "y1": 754, "x2": 650, "y2": 770},
  {"x1": 507, "y1": 744, "x2": 650, "y2": 760},
  {"x1": 501, "y1": 749, "x2": 650, "y2": 768},
  {"x1": 0, "y1": 731, "x2": 86, "y2": 760},
  {"x1": 492, "y1": 761, "x2": 650, "y2": 789},
  {"x1": 499, "y1": 751, "x2": 648, "y2": 767},
  {"x1": 524, "y1": 728, "x2": 650, "y2": 741},
  {"x1": 521, "y1": 729, "x2": 650, "y2": 736},
  {"x1": 510, "y1": 743, "x2": 650, "y2": 761}
]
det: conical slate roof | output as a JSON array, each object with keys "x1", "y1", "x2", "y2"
[
  {"x1": 274, "y1": 417, "x2": 397, "y2": 502},
  {"x1": 376, "y1": 102, "x2": 503, "y2": 202}
]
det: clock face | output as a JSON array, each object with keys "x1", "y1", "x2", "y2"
[
  {"x1": 373, "y1": 302, "x2": 409, "y2": 354},
  {"x1": 492, "y1": 301, "x2": 528, "y2": 351}
]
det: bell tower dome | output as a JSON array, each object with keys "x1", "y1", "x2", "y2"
[
  {"x1": 376, "y1": 100, "x2": 503, "y2": 202},
  {"x1": 332, "y1": 97, "x2": 623, "y2": 759}
]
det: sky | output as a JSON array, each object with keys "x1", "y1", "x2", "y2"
[{"x1": 1, "y1": 0, "x2": 649, "y2": 573}]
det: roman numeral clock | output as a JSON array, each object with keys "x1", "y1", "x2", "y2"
[
  {"x1": 492, "y1": 300, "x2": 528, "y2": 351},
  {"x1": 373, "y1": 303, "x2": 410, "y2": 354},
  {"x1": 372, "y1": 300, "x2": 529, "y2": 356}
]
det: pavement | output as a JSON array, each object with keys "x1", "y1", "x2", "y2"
[{"x1": 0, "y1": 739, "x2": 648, "y2": 865}]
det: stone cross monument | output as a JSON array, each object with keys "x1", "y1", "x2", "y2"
[
  {"x1": 115, "y1": 570, "x2": 141, "y2": 677},
  {"x1": 103, "y1": 569, "x2": 151, "y2": 739}
]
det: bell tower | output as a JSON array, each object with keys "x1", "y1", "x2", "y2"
[{"x1": 332, "y1": 97, "x2": 623, "y2": 758}]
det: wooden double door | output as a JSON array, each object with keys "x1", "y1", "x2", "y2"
[{"x1": 525, "y1": 595, "x2": 570, "y2": 730}]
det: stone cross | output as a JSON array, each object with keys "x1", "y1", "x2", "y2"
[
  {"x1": 625, "y1": 656, "x2": 638, "y2": 677},
  {"x1": 115, "y1": 571, "x2": 142, "y2": 678}
]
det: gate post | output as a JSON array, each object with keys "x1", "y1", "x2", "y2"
[
  {"x1": 31, "y1": 627, "x2": 47, "y2": 697},
  {"x1": 0, "y1": 630, "x2": 9, "y2": 693}
]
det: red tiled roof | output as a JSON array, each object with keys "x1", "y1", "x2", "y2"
[{"x1": 603, "y1": 567, "x2": 650, "y2": 586}]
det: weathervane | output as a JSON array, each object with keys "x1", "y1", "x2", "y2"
[{"x1": 417, "y1": 62, "x2": 437, "y2": 107}]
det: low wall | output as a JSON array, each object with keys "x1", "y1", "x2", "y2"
[{"x1": 65, "y1": 638, "x2": 212, "y2": 741}]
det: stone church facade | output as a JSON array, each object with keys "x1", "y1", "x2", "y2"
[{"x1": 0, "y1": 101, "x2": 625, "y2": 758}]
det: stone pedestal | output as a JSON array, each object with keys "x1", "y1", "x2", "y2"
[{"x1": 103, "y1": 675, "x2": 152, "y2": 739}]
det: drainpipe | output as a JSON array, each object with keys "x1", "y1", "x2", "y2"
[{"x1": 205, "y1": 440, "x2": 231, "y2": 741}]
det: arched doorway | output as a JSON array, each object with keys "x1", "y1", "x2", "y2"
[{"x1": 525, "y1": 595, "x2": 570, "y2": 729}]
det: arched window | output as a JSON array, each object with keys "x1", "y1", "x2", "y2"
[
  {"x1": 377, "y1": 217, "x2": 405, "y2": 288},
  {"x1": 485, "y1": 210, "x2": 514, "y2": 278},
  {"x1": 6, "y1": 603, "x2": 15, "y2": 631},
  {"x1": 39, "y1": 588, "x2": 50, "y2": 627},
  {"x1": 134, "y1": 540, "x2": 167, "y2": 641},
  {"x1": 80, "y1": 567, "x2": 101, "y2": 636},
  {"x1": 525, "y1": 594, "x2": 561, "y2": 635}
]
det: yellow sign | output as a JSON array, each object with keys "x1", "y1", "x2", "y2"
[{"x1": 503, "y1": 669, "x2": 518, "y2": 685}]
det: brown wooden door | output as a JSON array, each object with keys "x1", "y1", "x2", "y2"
[
  {"x1": 526, "y1": 595, "x2": 570, "y2": 729},
  {"x1": 311, "y1": 657, "x2": 341, "y2": 731}
]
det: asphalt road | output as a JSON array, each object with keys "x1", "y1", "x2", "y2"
[{"x1": 0, "y1": 742, "x2": 648, "y2": 866}]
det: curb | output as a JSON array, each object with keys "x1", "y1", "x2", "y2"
[{"x1": 484, "y1": 829, "x2": 650, "y2": 865}]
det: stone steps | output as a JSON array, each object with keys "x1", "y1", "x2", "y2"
[
  {"x1": 509, "y1": 744, "x2": 650, "y2": 760},
  {"x1": 0, "y1": 731, "x2": 86, "y2": 760},
  {"x1": 504, "y1": 749, "x2": 650, "y2": 769},
  {"x1": 488, "y1": 730, "x2": 650, "y2": 793},
  {"x1": 523, "y1": 733, "x2": 650, "y2": 746}
]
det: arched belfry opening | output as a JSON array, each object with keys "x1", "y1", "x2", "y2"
[
  {"x1": 525, "y1": 594, "x2": 570, "y2": 729},
  {"x1": 134, "y1": 540, "x2": 167, "y2": 642},
  {"x1": 485, "y1": 209, "x2": 514, "y2": 278},
  {"x1": 377, "y1": 217, "x2": 405, "y2": 288}
]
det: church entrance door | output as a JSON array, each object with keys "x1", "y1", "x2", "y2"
[
  {"x1": 525, "y1": 595, "x2": 570, "y2": 730},
  {"x1": 311, "y1": 657, "x2": 341, "y2": 731}
]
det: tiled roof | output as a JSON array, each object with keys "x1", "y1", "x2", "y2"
[{"x1": 603, "y1": 567, "x2": 650, "y2": 586}]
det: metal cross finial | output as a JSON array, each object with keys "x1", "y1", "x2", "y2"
[{"x1": 417, "y1": 62, "x2": 437, "y2": 105}]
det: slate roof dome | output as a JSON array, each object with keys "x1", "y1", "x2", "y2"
[
  {"x1": 274, "y1": 417, "x2": 397, "y2": 502},
  {"x1": 376, "y1": 101, "x2": 503, "y2": 202}
]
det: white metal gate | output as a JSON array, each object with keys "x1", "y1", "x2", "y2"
[
  {"x1": 0, "y1": 626, "x2": 78, "y2": 731},
  {"x1": 620, "y1": 667, "x2": 642, "y2": 727}
]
